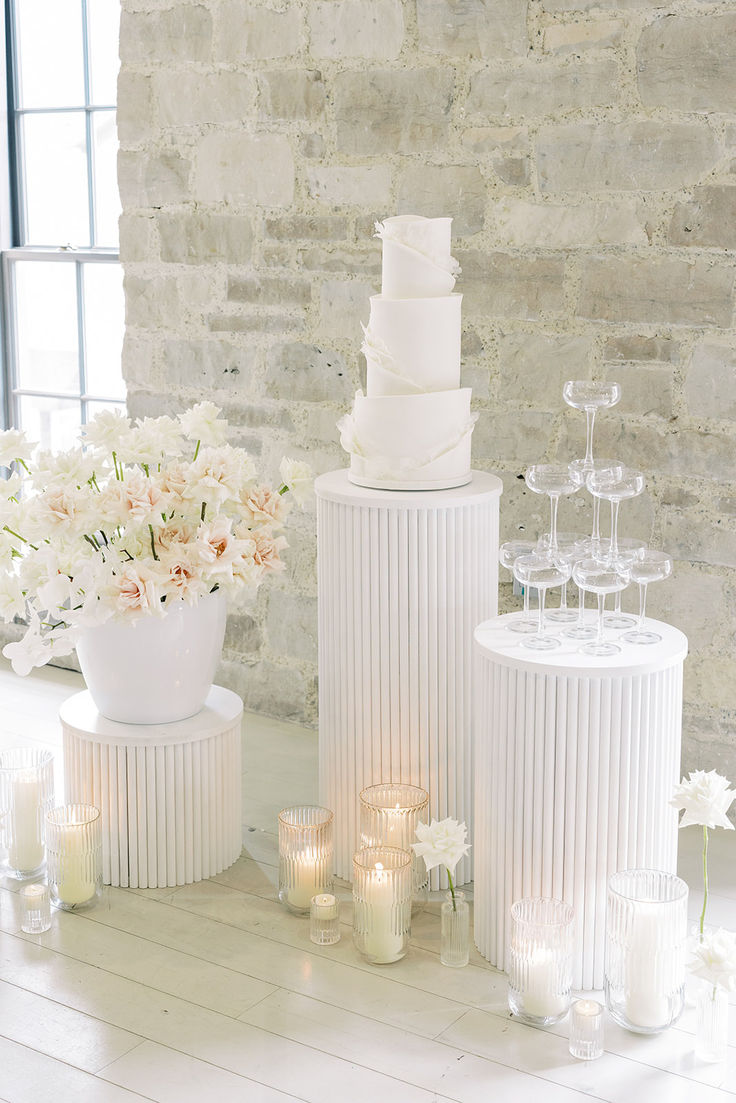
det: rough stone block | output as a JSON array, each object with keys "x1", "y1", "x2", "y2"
[
  {"x1": 416, "y1": 0, "x2": 528, "y2": 58},
  {"x1": 227, "y1": 276, "x2": 312, "y2": 307},
  {"x1": 646, "y1": 567, "x2": 725, "y2": 653},
  {"x1": 224, "y1": 613, "x2": 263, "y2": 656},
  {"x1": 208, "y1": 314, "x2": 305, "y2": 336},
  {"x1": 264, "y1": 344, "x2": 352, "y2": 402},
  {"x1": 161, "y1": 340, "x2": 257, "y2": 392},
  {"x1": 119, "y1": 212, "x2": 155, "y2": 263},
  {"x1": 258, "y1": 70, "x2": 326, "y2": 121},
  {"x1": 266, "y1": 590, "x2": 317, "y2": 664},
  {"x1": 306, "y1": 165, "x2": 393, "y2": 207},
  {"x1": 156, "y1": 71, "x2": 256, "y2": 127},
  {"x1": 661, "y1": 511, "x2": 736, "y2": 570},
  {"x1": 120, "y1": 5, "x2": 212, "y2": 64},
  {"x1": 467, "y1": 61, "x2": 619, "y2": 119},
  {"x1": 334, "y1": 70, "x2": 453, "y2": 155},
  {"x1": 121, "y1": 335, "x2": 156, "y2": 387},
  {"x1": 220, "y1": 657, "x2": 312, "y2": 724},
  {"x1": 459, "y1": 251, "x2": 565, "y2": 319},
  {"x1": 118, "y1": 150, "x2": 192, "y2": 208},
  {"x1": 493, "y1": 198, "x2": 646, "y2": 247},
  {"x1": 603, "y1": 336, "x2": 678, "y2": 363},
  {"x1": 603, "y1": 363, "x2": 674, "y2": 419},
  {"x1": 543, "y1": 19, "x2": 623, "y2": 53},
  {"x1": 216, "y1": 2, "x2": 303, "y2": 61},
  {"x1": 297, "y1": 247, "x2": 381, "y2": 277},
  {"x1": 299, "y1": 133, "x2": 325, "y2": 159},
  {"x1": 265, "y1": 216, "x2": 349, "y2": 241},
  {"x1": 497, "y1": 333, "x2": 593, "y2": 404},
  {"x1": 543, "y1": 0, "x2": 668, "y2": 8},
  {"x1": 158, "y1": 213, "x2": 254, "y2": 265},
  {"x1": 578, "y1": 257, "x2": 734, "y2": 327},
  {"x1": 537, "y1": 122, "x2": 719, "y2": 192},
  {"x1": 319, "y1": 280, "x2": 373, "y2": 338},
  {"x1": 473, "y1": 410, "x2": 558, "y2": 463},
  {"x1": 685, "y1": 343, "x2": 736, "y2": 420},
  {"x1": 195, "y1": 133, "x2": 294, "y2": 206},
  {"x1": 116, "y1": 71, "x2": 153, "y2": 143},
  {"x1": 638, "y1": 13, "x2": 736, "y2": 113},
  {"x1": 669, "y1": 187, "x2": 736, "y2": 249},
  {"x1": 593, "y1": 420, "x2": 736, "y2": 484},
  {"x1": 396, "y1": 165, "x2": 485, "y2": 236},
  {"x1": 309, "y1": 0, "x2": 404, "y2": 59}
]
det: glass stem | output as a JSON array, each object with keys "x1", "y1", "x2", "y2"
[
  {"x1": 591, "y1": 496, "x2": 600, "y2": 546},
  {"x1": 549, "y1": 494, "x2": 560, "y2": 555},
  {"x1": 537, "y1": 586, "x2": 546, "y2": 638},
  {"x1": 614, "y1": 590, "x2": 622, "y2": 615},
  {"x1": 584, "y1": 406, "x2": 596, "y2": 469},
  {"x1": 610, "y1": 499, "x2": 620, "y2": 559},
  {"x1": 523, "y1": 585, "x2": 530, "y2": 616},
  {"x1": 637, "y1": 582, "x2": 647, "y2": 629},
  {"x1": 596, "y1": 593, "x2": 605, "y2": 646},
  {"x1": 577, "y1": 586, "x2": 586, "y2": 627},
  {"x1": 700, "y1": 825, "x2": 709, "y2": 939},
  {"x1": 559, "y1": 581, "x2": 567, "y2": 611}
]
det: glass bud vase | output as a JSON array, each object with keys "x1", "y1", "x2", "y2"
[
  {"x1": 440, "y1": 890, "x2": 469, "y2": 968},
  {"x1": 695, "y1": 984, "x2": 728, "y2": 1063}
]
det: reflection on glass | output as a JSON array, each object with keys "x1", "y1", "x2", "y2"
[
  {"x1": 16, "y1": 0, "x2": 84, "y2": 109},
  {"x1": 84, "y1": 264, "x2": 125, "y2": 398},
  {"x1": 23, "y1": 113, "x2": 89, "y2": 246},
  {"x1": 87, "y1": 0, "x2": 120, "y2": 105},
  {"x1": 19, "y1": 395, "x2": 81, "y2": 452},
  {"x1": 16, "y1": 262, "x2": 79, "y2": 393},
  {"x1": 92, "y1": 112, "x2": 120, "y2": 247}
]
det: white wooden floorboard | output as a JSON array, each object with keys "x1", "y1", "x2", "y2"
[{"x1": 0, "y1": 659, "x2": 734, "y2": 1102}]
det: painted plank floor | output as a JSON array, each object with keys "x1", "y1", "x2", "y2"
[{"x1": 0, "y1": 660, "x2": 734, "y2": 1102}]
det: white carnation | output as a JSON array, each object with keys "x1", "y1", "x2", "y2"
[
  {"x1": 81, "y1": 409, "x2": 134, "y2": 457},
  {"x1": 0, "y1": 428, "x2": 34, "y2": 469},
  {"x1": 179, "y1": 402, "x2": 228, "y2": 449},
  {"x1": 279, "y1": 457, "x2": 313, "y2": 506}
]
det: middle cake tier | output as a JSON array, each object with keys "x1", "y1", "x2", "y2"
[{"x1": 363, "y1": 293, "x2": 462, "y2": 396}]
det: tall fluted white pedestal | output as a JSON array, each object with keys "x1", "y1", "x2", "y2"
[
  {"x1": 473, "y1": 613, "x2": 688, "y2": 990},
  {"x1": 316, "y1": 469, "x2": 502, "y2": 886},
  {"x1": 61, "y1": 686, "x2": 243, "y2": 889}
]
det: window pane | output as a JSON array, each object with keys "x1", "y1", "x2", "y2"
[
  {"x1": 15, "y1": 262, "x2": 79, "y2": 394},
  {"x1": 23, "y1": 113, "x2": 89, "y2": 246},
  {"x1": 19, "y1": 395, "x2": 81, "y2": 452},
  {"x1": 83, "y1": 263, "x2": 124, "y2": 398},
  {"x1": 16, "y1": 0, "x2": 85, "y2": 109},
  {"x1": 92, "y1": 112, "x2": 120, "y2": 247},
  {"x1": 88, "y1": 0, "x2": 120, "y2": 106}
]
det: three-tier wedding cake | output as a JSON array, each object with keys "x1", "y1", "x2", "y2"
[{"x1": 338, "y1": 215, "x2": 477, "y2": 491}]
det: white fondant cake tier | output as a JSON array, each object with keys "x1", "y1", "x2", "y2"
[
  {"x1": 377, "y1": 215, "x2": 460, "y2": 299},
  {"x1": 338, "y1": 389, "x2": 477, "y2": 491},
  {"x1": 363, "y1": 294, "x2": 462, "y2": 396}
]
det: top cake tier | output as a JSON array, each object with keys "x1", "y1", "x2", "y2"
[{"x1": 376, "y1": 215, "x2": 460, "y2": 299}]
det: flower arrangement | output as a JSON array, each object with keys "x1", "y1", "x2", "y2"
[
  {"x1": 0, "y1": 402, "x2": 312, "y2": 676},
  {"x1": 412, "y1": 817, "x2": 471, "y2": 911},
  {"x1": 670, "y1": 769, "x2": 736, "y2": 939}
]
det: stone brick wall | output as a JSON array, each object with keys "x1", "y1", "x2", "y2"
[{"x1": 118, "y1": 0, "x2": 736, "y2": 782}]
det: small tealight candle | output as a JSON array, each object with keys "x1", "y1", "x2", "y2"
[
  {"x1": 569, "y1": 999, "x2": 604, "y2": 1061},
  {"x1": 20, "y1": 882, "x2": 51, "y2": 934},
  {"x1": 310, "y1": 893, "x2": 340, "y2": 945}
]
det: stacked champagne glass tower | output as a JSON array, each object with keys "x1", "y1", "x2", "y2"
[{"x1": 500, "y1": 381, "x2": 672, "y2": 654}]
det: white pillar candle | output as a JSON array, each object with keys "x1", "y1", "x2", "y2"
[
  {"x1": 523, "y1": 948, "x2": 568, "y2": 1019},
  {"x1": 624, "y1": 907, "x2": 670, "y2": 1029},
  {"x1": 286, "y1": 852, "x2": 322, "y2": 910},
  {"x1": 363, "y1": 862, "x2": 403, "y2": 963},
  {"x1": 9, "y1": 770, "x2": 43, "y2": 872},
  {"x1": 54, "y1": 819, "x2": 97, "y2": 906}
]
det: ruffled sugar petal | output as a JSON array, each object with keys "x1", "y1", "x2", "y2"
[
  {"x1": 374, "y1": 218, "x2": 461, "y2": 279},
  {"x1": 361, "y1": 325, "x2": 428, "y2": 396}
]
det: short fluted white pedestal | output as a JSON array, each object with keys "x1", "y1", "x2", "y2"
[
  {"x1": 473, "y1": 612, "x2": 688, "y2": 990},
  {"x1": 316, "y1": 469, "x2": 502, "y2": 887},
  {"x1": 60, "y1": 686, "x2": 243, "y2": 889}
]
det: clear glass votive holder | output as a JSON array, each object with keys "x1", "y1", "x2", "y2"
[
  {"x1": 441, "y1": 890, "x2": 470, "y2": 968},
  {"x1": 605, "y1": 868, "x2": 688, "y2": 1034},
  {"x1": 46, "y1": 804, "x2": 102, "y2": 911},
  {"x1": 353, "y1": 846, "x2": 412, "y2": 965},
  {"x1": 20, "y1": 882, "x2": 51, "y2": 934},
  {"x1": 508, "y1": 897, "x2": 575, "y2": 1025},
  {"x1": 359, "y1": 782, "x2": 430, "y2": 910},
  {"x1": 310, "y1": 893, "x2": 340, "y2": 945},
  {"x1": 569, "y1": 998, "x2": 604, "y2": 1060},
  {"x1": 278, "y1": 805, "x2": 334, "y2": 914},
  {"x1": 0, "y1": 748, "x2": 55, "y2": 879}
]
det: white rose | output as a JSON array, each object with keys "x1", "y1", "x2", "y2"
[
  {"x1": 689, "y1": 928, "x2": 736, "y2": 992},
  {"x1": 279, "y1": 457, "x2": 313, "y2": 507},
  {"x1": 113, "y1": 563, "x2": 161, "y2": 616},
  {"x1": 412, "y1": 818, "x2": 471, "y2": 875},
  {"x1": 671, "y1": 770, "x2": 736, "y2": 831}
]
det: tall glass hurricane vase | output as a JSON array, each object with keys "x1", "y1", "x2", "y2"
[
  {"x1": 353, "y1": 846, "x2": 412, "y2": 965},
  {"x1": 359, "y1": 783, "x2": 429, "y2": 909},
  {"x1": 508, "y1": 897, "x2": 575, "y2": 1025},
  {"x1": 0, "y1": 748, "x2": 55, "y2": 879},
  {"x1": 278, "y1": 805, "x2": 334, "y2": 914}
]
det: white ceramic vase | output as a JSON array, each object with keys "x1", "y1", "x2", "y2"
[{"x1": 76, "y1": 589, "x2": 227, "y2": 724}]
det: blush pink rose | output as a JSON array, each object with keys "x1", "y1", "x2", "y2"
[
  {"x1": 253, "y1": 530, "x2": 287, "y2": 572},
  {"x1": 114, "y1": 565, "x2": 159, "y2": 614}
]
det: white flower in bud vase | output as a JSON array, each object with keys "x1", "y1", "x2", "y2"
[
  {"x1": 412, "y1": 817, "x2": 471, "y2": 910},
  {"x1": 689, "y1": 928, "x2": 736, "y2": 992},
  {"x1": 671, "y1": 769, "x2": 736, "y2": 939},
  {"x1": 178, "y1": 401, "x2": 229, "y2": 451},
  {"x1": 279, "y1": 457, "x2": 313, "y2": 506}
]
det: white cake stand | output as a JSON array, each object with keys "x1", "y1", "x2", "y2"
[
  {"x1": 316, "y1": 469, "x2": 503, "y2": 887},
  {"x1": 473, "y1": 612, "x2": 688, "y2": 990}
]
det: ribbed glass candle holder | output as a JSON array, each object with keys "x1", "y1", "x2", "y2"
[
  {"x1": 508, "y1": 897, "x2": 574, "y2": 1025},
  {"x1": 310, "y1": 893, "x2": 340, "y2": 945},
  {"x1": 0, "y1": 748, "x2": 54, "y2": 878},
  {"x1": 20, "y1": 882, "x2": 51, "y2": 934},
  {"x1": 359, "y1": 783, "x2": 429, "y2": 910},
  {"x1": 569, "y1": 998, "x2": 604, "y2": 1060},
  {"x1": 353, "y1": 846, "x2": 412, "y2": 965},
  {"x1": 46, "y1": 804, "x2": 102, "y2": 911},
  {"x1": 278, "y1": 805, "x2": 334, "y2": 914},
  {"x1": 604, "y1": 869, "x2": 688, "y2": 1034},
  {"x1": 441, "y1": 890, "x2": 470, "y2": 967}
]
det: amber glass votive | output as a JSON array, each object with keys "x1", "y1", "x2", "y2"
[
  {"x1": 359, "y1": 782, "x2": 429, "y2": 907},
  {"x1": 278, "y1": 805, "x2": 334, "y2": 914}
]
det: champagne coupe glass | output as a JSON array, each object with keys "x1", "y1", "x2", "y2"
[
  {"x1": 622, "y1": 550, "x2": 673, "y2": 645},
  {"x1": 572, "y1": 558, "x2": 631, "y2": 657},
  {"x1": 513, "y1": 553, "x2": 572, "y2": 651},
  {"x1": 581, "y1": 460, "x2": 624, "y2": 552},
  {"x1": 537, "y1": 532, "x2": 589, "y2": 624},
  {"x1": 525, "y1": 464, "x2": 584, "y2": 557},
  {"x1": 563, "y1": 380, "x2": 621, "y2": 474},
  {"x1": 604, "y1": 536, "x2": 647, "y2": 630},
  {"x1": 499, "y1": 540, "x2": 538, "y2": 634},
  {"x1": 586, "y1": 467, "x2": 645, "y2": 562}
]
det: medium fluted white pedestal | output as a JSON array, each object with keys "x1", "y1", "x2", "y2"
[
  {"x1": 316, "y1": 469, "x2": 502, "y2": 887},
  {"x1": 60, "y1": 686, "x2": 243, "y2": 889},
  {"x1": 473, "y1": 613, "x2": 688, "y2": 990}
]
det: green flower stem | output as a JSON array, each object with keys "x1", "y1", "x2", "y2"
[
  {"x1": 700, "y1": 824, "x2": 709, "y2": 940},
  {"x1": 278, "y1": 482, "x2": 289, "y2": 496},
  {"x1": 447, "y1": 867, "x2": 456, "y2": 912},
  {"x1": 148, "y1": 524, "x2": 159, "y2": 561},
  {"x1": 200, "y1": 501, "x2": 206, "y2": 522},
  {"x1": 2, "y1": 524, "x2": 26, "y2": 543},
  {"x1": 193, "y1": 440, "x2": 201, "y2": 462}
]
